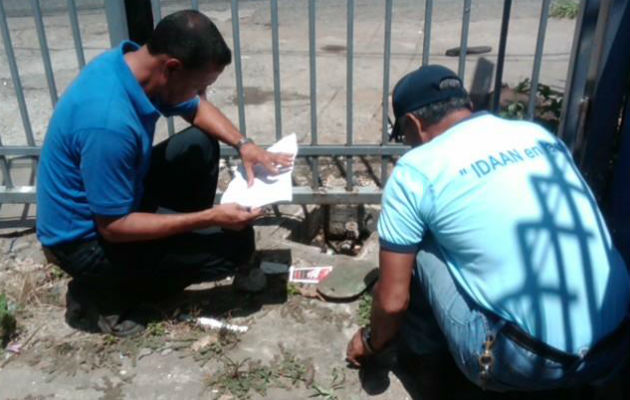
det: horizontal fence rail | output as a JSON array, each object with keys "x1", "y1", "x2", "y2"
[{"x1": 0, "y1": 0, "x2": 582, "y2": 227}]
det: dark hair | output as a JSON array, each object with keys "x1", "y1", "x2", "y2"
[
  {"x1": 410, "y1": 95, "x2": 472, "y2": 128},
  {"x1": 147, "y1": 10, "x2": 231, "y2": 70}
]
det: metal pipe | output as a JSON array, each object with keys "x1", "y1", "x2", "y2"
[
  {"x1": 381, "y1": 0, "x2": 393, "y2": 184},
  {"x1": 104, "y1": 0, "x2": 129, "y2": 47},
  {"x1": 0, "y1": 0, "x2": 36, "y2": 149},
  {"x1": 308, "y1": 0, "x2": 318, "y2": 188},
  {"x1": 574, "y1": 0, "x2": 613, "y2": 165},
  {"x1": 167, "y1": 117, "x2": 175, "y2": 136},
  {"x1": 31, "y1": 0, "x2": 58, "y2": 107},
  {"x1": 309, "y1": 0, "x2": 317, "y2": 145},
  {"x1": 558, "y1": 0, "x2": 597, "y2": 147},
  {"x1": 213, "y1": 186, "x2": 385, "y2": 205},
  {"x1": 231, "y1": 0, "x2": 246, "y2": 135},
  {"x1": 492, "y1": 0, "x2": 512, "y2": 113},
  {"x1": 150, "y1": 1, "x2": 173, "y2": 136},
  {"x1": 0, "y1": 143, "x2": 410, "y2": 157},
  {"x1": 346, "y1": 0, "x2": 355, "y2": 190},
  {"x1": 151, "y1": 0, "x2": 162, "y2": 24},
  {"x1": 270, "y1": 0, "x2": 282, "y2": 140},
  {"x1": 458, "y1": 0, "x2": 472, "y2": 81},
  {"x1": 67, "y1": 0, "x2": 85, "y2": 68},
  {"x1": 526, "y1": 0, "x2": 551, "y2": 120},
  {"x1": 422, "y1": 0, "x2": 433, "y2": 66},
  {"x1": 0, "y1": 138, "x2": 13, "y2": 189}
]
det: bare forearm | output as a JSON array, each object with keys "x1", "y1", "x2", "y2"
[
  {"x1": 96, "y1": 210, "x2": 212, "y2": 243},
  {"x1": 369, "y1": 281, "x2": 407, "y2": 350},
  {"x1": 192, "y1": 98, "x2": 242, "y2": 147}
]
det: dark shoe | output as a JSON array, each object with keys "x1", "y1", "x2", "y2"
[
  {"x1": 65, "y1": 280, "x2": 147, "y2": 337},
  {"x1": 64, "y1": 280, "x2": 102, "y2": 333},
  {"x1": 233, "y1": 267, "x2": 267, "y2": 293}
]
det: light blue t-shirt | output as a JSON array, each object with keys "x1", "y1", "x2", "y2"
[
  {"x1": 37, "y1": 41, "x2": 200, "y2": 247},
  {"x1": 378, "y1": 113, "x2": 629, "y2": 354}
]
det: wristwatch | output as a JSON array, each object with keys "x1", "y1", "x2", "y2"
[
  {"x1": 235, "y1": 137, "x2": 254, "y2": 152},
  {"x1": 361, "y1": 325, "x2": 376, "y2": 354}
]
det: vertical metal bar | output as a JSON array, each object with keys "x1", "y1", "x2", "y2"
[
  {"x1": 492, "y1": 0, "x2": 512, "y2": 113},
  {"x1": 558, "y1": 0, "x2": 597, "y2": 146},
  {"x1": 191, "y1": 0, "x2": 199, "y2": 10},
  {"x1": 0, "y1": 137, "x2": 14, "y2": 189},
  {"x1": 149, "y1": 0, "x2": 174, "y2": 136},
  {"x1": 31, "y1": 0, "x2": 58, "y2": 107},
  {"x1": 167, "y1": 118, "x2": 175, "y2": 136},
  {"x1": 574, "y1": 0, "x2": 613, "y2": 165},
  {"x1": 0, "y1": 0, "x2": 36, "y2": 148},
  {"x1": 309, "y1": 0, "x2": 317, "y2": 145},
  {"x1": 308, "y1": 0, "x2": 318, "y2": 188},
  {"x1": 422, "y1": 0, "x2": 433, "y2": 66},
  {"x1": 270, "y1": 0, "x2": 282, "y2": 140},
  {"x1": 526, "y1": 0, "x2": 551, "y2": 120},
  {"x1": 346, "y1": 0, "x2": 354, "y2": 190},
  {"x1": 104, "y1": 0, "x2": 129, "y2": 47},
  {"x1": 381, "y1": 0, "x2": 393, "y2": 184},
  {"x1": 458, "y1": 0, "x2": 472, "y2": 81},
  {"x1": 67, "y1": 0, "x2": 85, "y2": 69},
  {"x1": 151, "y1": 0, "x2": 162, "y2": 23},
  {"x1": 231, "y1": 0, "x2": 246, "y2": 136}
]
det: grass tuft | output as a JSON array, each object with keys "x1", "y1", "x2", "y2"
[
  {"x1": 550, "y1": 0, "x2": 579, "y2": 19},
  {"x1": 356, "y1": 293, "x2": 372, "y2": 327},
  {"x1": 0, "y1": 293, "x2": 18, "y2": 349}
]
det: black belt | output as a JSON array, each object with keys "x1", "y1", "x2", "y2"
[{"x1": 500, "y1": 317, "x2": 629, "y2": 366}]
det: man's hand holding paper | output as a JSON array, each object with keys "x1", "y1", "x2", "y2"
[{"x1": 221, "y1": 134, "x2": 298, "y2": 208}]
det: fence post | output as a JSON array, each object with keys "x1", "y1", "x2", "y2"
[
  {"x1": 105, "y1": 0, "x2": 129, "y2": 47},
  {"x1": 124, "y1": 0, "x2": 153, "y2": 45}
]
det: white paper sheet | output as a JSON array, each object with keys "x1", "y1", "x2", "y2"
[{"x1": 220, "y1": 133, "x2": 297, "y2": 208}]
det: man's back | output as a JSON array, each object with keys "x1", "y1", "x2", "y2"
[
  {"x1": 378, "y1": 113, "x2": 630, "y2": 353},
  {"x1": 37, "y1": 42, "x2": 160, "y2": 247}
]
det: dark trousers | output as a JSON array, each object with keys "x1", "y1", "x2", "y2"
[{"x1": 48, "y1": 129, "x2": 255, "y2": 302}]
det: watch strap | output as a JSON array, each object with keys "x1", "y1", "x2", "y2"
[
  {"x1": 361, "y1": 326, "x2": 376, "y2": 354},
  {"x1": 236, "y1": 137, "x2": 254, "y2": 151}
]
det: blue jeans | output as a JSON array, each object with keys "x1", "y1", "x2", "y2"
[{"x1": 400, "y1": 235, "x2": 629, "y2": 391}]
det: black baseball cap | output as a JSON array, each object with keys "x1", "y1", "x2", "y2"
[{"x1": 390, "y1": 65, "x2": 467, "y2": 141}]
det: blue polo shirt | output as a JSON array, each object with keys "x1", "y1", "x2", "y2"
[
  {"x1": 378, "y1": 113, "x2": 630, "y2": 354},
  {"x1": 37, "y1": 41, "x2": 199, "y2": 246}
]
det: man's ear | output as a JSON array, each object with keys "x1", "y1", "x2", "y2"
[
  {"x1": 164, "y1": 58, "x2": 183, "y2": 76},
  {"x1": 403, "y1": 113, "x2": 424, "y2": 146}
]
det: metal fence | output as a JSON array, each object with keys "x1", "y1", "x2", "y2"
[{"x1": 0, "y1": 0, "x2": 614, "y2": 227}]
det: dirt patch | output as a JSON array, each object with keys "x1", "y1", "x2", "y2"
[
  {"x1": 321, "y1": 44, "x2": 347, "y2": 54},
  {"x1": 232, "y1": 87, "x2": 309, "y2": 106}
]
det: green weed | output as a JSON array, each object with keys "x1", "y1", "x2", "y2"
[
  {"x1": 310, "y1": 367, "x2": 346, "y2": 400},
  {"x1": 145, "y1": 321, "x2": 167, "y2": 337},
  {"x1": 550, "y1": 0, "x2": 579, "y2": 19},
  {"x1": 499, "y1": 78, "x2": 564, "y2": 133},
  {"x1": 206, "y1": 346, "x2": 312, "y2": 399},
  {"x1": 0, "y1": 293, "x2": 17, "y2": 349},
  {"x1": 287, "y1": 283, "x2": 301, "y2": 296},
  {"x1": 48, "y1": 265, "x2": 67, "y2": 281},
  {"x1": 356, "y1": 293, "x2": 372, "y2": 326}
]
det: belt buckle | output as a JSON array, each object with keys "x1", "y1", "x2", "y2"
[{"x1": 478, "y1": 334, "x2": 495, "y2": 389}]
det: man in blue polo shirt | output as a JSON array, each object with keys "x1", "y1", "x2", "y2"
[
  {"x1": 346, "y1": 65, "x2": 629, "y2": 392},
  {"x1": 37, "y1": 10, "x2": 292, "y2": 336}
]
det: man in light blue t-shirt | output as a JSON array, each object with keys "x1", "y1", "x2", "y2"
[
  {"x1": 346, "y1": 65, "x2": 629, "y2": 392},
  {"x1": 37, "y1": 10, "x2": 292, "y2": 336}
]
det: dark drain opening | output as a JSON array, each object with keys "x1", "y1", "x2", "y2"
[{"x1": 288, "y1": 205, "x2": 376, "y2": 256}]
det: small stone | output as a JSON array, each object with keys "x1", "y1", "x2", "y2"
[
  {"x1": 161, "y1": 348, "x2": 172, "y2": 356},
  {"x1": 191, "y1": 334, "x2": 218, "y2": 352}
]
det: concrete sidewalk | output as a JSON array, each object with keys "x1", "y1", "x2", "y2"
[{"x1": 0, "y1": 2, "x2": 594, "y2": 399}]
